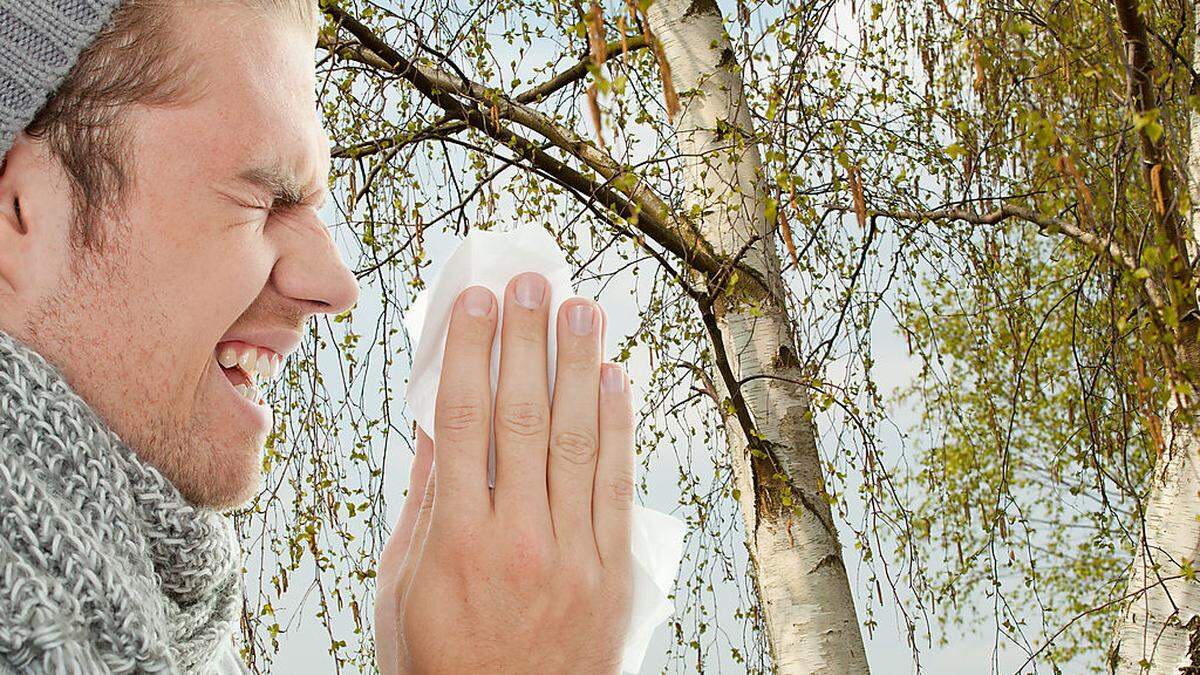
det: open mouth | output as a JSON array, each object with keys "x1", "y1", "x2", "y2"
[{"x1": 215, "y1": 341, "x2": 283, "y2": 406}]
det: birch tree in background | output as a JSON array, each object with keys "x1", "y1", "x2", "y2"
[
  {"x1": 310, "y1": 0, "x2": 869, "y2": 669},
  {"x1": 235, "y1": 0, "x2": 1200, "y2": 671},
  {"x1": 870, "y1": 0, "x2": 1200, "y2": 670},
  {"x1": 241, "y1": 0, "x2": 901, "y2": 668},
  {"x1": 1106, "y1": 3, "x2": 1200, "y2": 670},
  {"x1": 646, "y1": 0, "x2": 866, "y2": 669}
]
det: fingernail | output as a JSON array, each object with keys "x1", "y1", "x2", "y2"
[
  {"x1": 568, "y1": 302, "x2": 595, "y2": 336},
  {"x1": 514, "y1": 273, "x2": 546, "y2": 309},
  {"x1": 462, "y1": 286, "x2": 493, "y2": 317},
  {"x1": 601, "y1": 363, "x2": 626, "y2": 393}
]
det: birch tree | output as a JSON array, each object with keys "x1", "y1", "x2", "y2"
[
  {"x1": 310, "y1": 0, "x2": 871, "y2": 669},
  {"x1": 867, "y1": 0, "x2": 1200, "y2": 670},
  {"x1": 239, "y1": 0, "x2": 1200, "y2": 671},
  {"x1": 237, "y1": 0, "x2": 899, "y2": 670},
  {"x1": 1107, "y1": 4, "x2": 1200, "y2": 671},
  {"x1": 645, "y1": 0, "x2": 867, "y2": 669}
]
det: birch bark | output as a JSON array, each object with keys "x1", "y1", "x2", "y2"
[
  {"x1": 1108, "y1": 6, "x2": 1200, "y2": 672},
  {"x1": 646, "y1": 0, "x2": 868, "y2": 671},
  {"x1": 1109, "y1": 405, "x2": 1200, "y2": 673}
]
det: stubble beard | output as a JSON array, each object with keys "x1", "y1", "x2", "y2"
[{"x1": 25, "y1": 243, "x2": 264, "y2": 511}]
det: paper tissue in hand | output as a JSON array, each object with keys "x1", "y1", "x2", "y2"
[{"x1": 404, "y1": 224, "x2": 686, "y2": 673}]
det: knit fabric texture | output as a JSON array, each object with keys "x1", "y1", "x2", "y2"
[
  {"x1": 0, "y1": 0, "x2": 123, "y2": 159},
  {"x1": 0, "y1": 330, "x2": 243, "y2": 674}
]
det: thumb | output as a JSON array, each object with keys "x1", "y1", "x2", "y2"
[
  {"x1": 374, "y1": 425, "x2": 435, "y2": 675},
  {"x1": 379, "y1": 425, "x2": 434, "y2": 582},
  {"x1": 392, "y1": 431, "x2": 437, "y2": 615},
  {"x1": 398, "y1": 431, "x2": 437, "y2": 591}
]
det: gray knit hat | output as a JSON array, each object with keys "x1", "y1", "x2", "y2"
[{"x1": 0, "y1": 0, "x2": 123, "y2": 160}]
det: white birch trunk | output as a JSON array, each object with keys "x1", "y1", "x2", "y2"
[
  {"x1": 1108, "y1": 8, "x2": 1200, "y2": 673},
  {"x1": 646, "y1": 0, "x2": 868, "y2": 671},
  {"x1": 1109, "y1": 408, "x2": 1200, "y2": 673}
]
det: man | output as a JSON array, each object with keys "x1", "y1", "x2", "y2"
[{"x1": 0, "y1": 1, "x2": 634, "y2": 673}]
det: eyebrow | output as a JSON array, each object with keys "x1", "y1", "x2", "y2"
[{"x1": 238, "y1": 165, "x2": 327, "y2": 209}]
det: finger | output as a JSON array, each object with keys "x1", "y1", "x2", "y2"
[
  {"x1": 593, "y1": 363, "x2": 635, "y2": 568},
  {"x1": 374, "y1": 428, "x2": 432, "y2": 675},
  {"x1": 413, "y1": 457, "x2": 437, "y2": 560},
  {"x1": 378, "y1": 431, "x2": 432, "y2": 587},
  {"x1": 396, "y1": 456, "x2": 437, "y2": 603},
  {"x1": 388, "y1": 427, "x2": 435, "y2": 566},
  {"x1": 433, "y1": 285, "x2": 497, "y2": 524},
  {"x1": 547, "y1": 298, "x2": 603, "y2": 556},
  {"x1": 493, "y1": 272, "x2": 553, "y2": 520}
]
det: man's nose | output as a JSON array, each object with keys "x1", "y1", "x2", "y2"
[{"x1": 271, "y1": 215, "x2": 360, "y2": 316}]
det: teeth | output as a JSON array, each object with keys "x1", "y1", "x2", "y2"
[
  {"x1": 255, "y1": 353, "x2": 271, "y2": 381},
  {"x1": 234, "y1": 382, "x2": 259, "y2": 403},
  {"x1": 237, "y1": 349, "x2": 256, "y2": 374},
  {"x1": 217, "y1": 342, "x2": 285, "y2": 387},
  {"x1": 217, "y1": 346, "x2": 239, "y2": 368}
]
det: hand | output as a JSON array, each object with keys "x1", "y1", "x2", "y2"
[{"x1": 374, "y1": 272, "x2": 635, "y2": 674}]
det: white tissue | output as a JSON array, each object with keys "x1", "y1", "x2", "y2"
[{"x1": 404, "y1": 223, "x2": 686, "y2": 673}]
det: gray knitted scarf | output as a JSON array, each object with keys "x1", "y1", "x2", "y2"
[{"x1": 0, "y1": 331, "x2": 242, "y2": 673}]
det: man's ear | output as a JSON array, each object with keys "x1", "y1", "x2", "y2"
[
  {"x1": 0, "y1": 139, "x2": 27, "y2": 296},
  {"x1": 0, "y1": 132, "x2": 65, "y2": 298}
]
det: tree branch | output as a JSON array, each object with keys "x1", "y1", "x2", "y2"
[
  {"x1": 872, "y1": 202, "x2": 1198, "y2": 397},
  {"x1": 320, "y1": 2, "x2": 752, "y2": 286},
  {"x1": 870, "y1": 203, "x2": 1172, "y2": 331},
  {"x1": 1147, "y1": 24, "x2": 1200, "y2": 90},
  {"x1": 1112, "y1": 0, "x2": 1193, "y2": 286},
  {"x1": 330, "y1": 116, "x2": 466, "y2": 159},
  {"x1": 514, "y1": 35, "x2": 650, "y2": 104}
]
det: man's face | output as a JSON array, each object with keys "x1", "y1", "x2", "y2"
[{"x1": 5, "y1": 5, "x2": 358, "y2": 509}]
